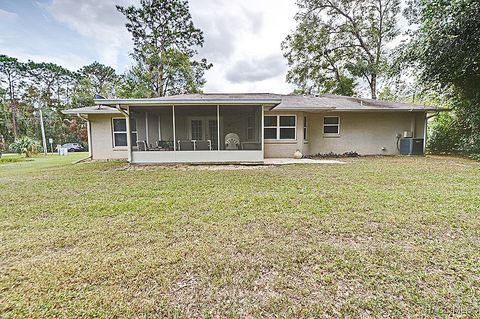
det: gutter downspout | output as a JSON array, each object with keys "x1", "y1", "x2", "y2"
[
  {"x1": 116, "y1": 105, "x2": 129, "y2": 117},
  {"x1": 125, "y1": 106, "x2": 132, "y2": 163}
]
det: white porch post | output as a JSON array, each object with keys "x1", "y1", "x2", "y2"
[
  {"x1": 261, "y1": 105, "x2": 265, "y2": 160},
  {"x1": 217, "y1": 105, "x2": 220, "y2": 150},
  {"x1": 297, "y1": 112, "x2": 304, "y2": 153},
  {"x1": 172, "y1": 105, "x2": 176, "y2": 151},
  {"x1": 423, "y1": 112, "x2": 428, "y2": 153},
  {"x1": 125, "y1": 105, "x2": 132, "y2": 163},
  {"x1": 145, "y1": 111, "x2": 149, "y2": 146},
  {"x1": 86, "y1": 119, "x2": 92, "y2": 158}
]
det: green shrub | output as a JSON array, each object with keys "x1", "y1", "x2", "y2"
[
  {"x1": 8, "y1": 137, "x2": 42, "y2": 157},
  {"x1": 428, "y1": 112, "x2": 462, "y2": 154}
]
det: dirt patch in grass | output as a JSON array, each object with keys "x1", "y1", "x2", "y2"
[{"x1": 112, "y1": 164, "x2": 272, "y2": 171}]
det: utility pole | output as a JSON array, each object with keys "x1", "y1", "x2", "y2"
[{"x1": 34, "y1": 101, "x2": 48, "y2": 156}]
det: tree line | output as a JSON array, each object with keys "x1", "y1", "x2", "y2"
[
  {"x1": 1, "y1": 0, "x2": 478, "y2": 158},
  {"x1": 283, "y1": 0, "x2": 479, "y2": 158},
  {"x1": 0, "y1": 0, "x2": 210, "y2": 151}
]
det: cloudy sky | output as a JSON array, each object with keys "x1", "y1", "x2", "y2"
[{"x1": 0, "y1": 0, "x2": 298, "y2": 93}]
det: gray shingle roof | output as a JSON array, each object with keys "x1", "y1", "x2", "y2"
[
  {"x1": 273, "y1": 94, "x2": 443, "y2": 111},
  {"x1": 63, "y1": 93, "x2": 446, "y2": 115}
]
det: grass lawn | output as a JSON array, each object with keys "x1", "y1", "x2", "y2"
[{"x1": 1, "y1": 155, "x2": 479, "y2": 318}]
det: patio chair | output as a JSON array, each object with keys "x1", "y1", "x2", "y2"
[
  {"x1": 157, "y1": 140, "x2": 174, "y2": 150},
  {"x1": 177, "y1": 140, "x2": 194, "y2": 151},
  {"x1": 137, "y1": 140, "x2": 148, "y2": 151},
  {"x1": 195, "y1": 140, "x2": 212, "y2": 151},
  {"x1": 225, "y1": 133, "x2": 240, "y2": 150}
]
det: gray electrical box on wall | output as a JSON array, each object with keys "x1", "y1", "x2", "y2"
[{"x1": 400, "y1": 138, "x2": 424, "y2": 155}]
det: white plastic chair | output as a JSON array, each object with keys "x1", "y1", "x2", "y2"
[{"x1": 225, "y1": 133, "x2": 240, "y2": 150}]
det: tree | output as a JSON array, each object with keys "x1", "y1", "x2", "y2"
[
  {"x1": 403, "y1": 0, "x2": 480, "y2": 156},
  {"x1": 283, "y1": 0, "x2": 401, "y2": 99},
  {"x1": 403, "y1": 0, "x2": 480, "y2": 97},
  {"x1": 0, "y1": 55, "x2": 25, "y2": 140},
  {"x1": 26, "y1": 61, "x2": 79, "y2": 147},
  {"x1": 26, "y1": 61, "x2": 76, "y2": 108},
  {"x1": 78, "y1": 61, "x2": 119, "y2": 97},
  {"x1": 117, "y1": 0, "x2": 212, "y2": 97}
]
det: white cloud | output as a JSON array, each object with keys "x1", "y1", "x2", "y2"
[
  {"x1": 0, "y1": 9, "x2": 18, "y2": 21},
  {"x1": 0, "y1": 47, "x2": 90, "y2": 72},
  {"x1": 39, "y1": 0, "x2": 297, "y2": 93},
  {"x1": 44, "y1": 0, "x2": 134, "y2": 69},
  {"x1": 189, "y1": 0, "x2": 297, "y2": 93},
  {"x1": 226, "y1": 54, "x2": 286, "y2": 83}
]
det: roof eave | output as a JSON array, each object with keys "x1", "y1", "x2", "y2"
[{"x1": 94, "y1": 98, "x2": 282, "y2": 107}]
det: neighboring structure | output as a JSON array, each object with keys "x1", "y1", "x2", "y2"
[{"x1": 63, "y1": 93, "x2": 445, "y2": 164}]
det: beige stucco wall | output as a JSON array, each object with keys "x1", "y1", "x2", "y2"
[
  {"x1": 87, "y1": 109, "x2": 426, "y2": 160},
  {"x1": 264, "y1": 111, "x2": 307, "y2": 158},
  {"x1": 306, "y1": 111, "x2": 426, "y2": 156},
  {"x1": 89, "y1": 114, "x2": 128, "y2": 160}
]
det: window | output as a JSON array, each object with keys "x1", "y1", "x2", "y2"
[
  {"x1": 191, "y1": 119, "x2": 203, "y2": 140},
  {"x1": 264, "y1": 116, "x2": 277, "y2": 139},
  {"x1": 112, "y1": 118, "x2": 128, "y2": 147},
  {"x1": 323, "y1": 116, "x2": 340, "y2": 135},
  {"x1": 264, "y1": 115, "x2": 296, "y2": 140},
  {"x1": 304, "y1": 116, "x2": 308, "y2": 140}
]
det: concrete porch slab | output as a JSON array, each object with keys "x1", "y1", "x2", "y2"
[{"x1": 264, "y1": 158, "x2": 346, "y2": 165}]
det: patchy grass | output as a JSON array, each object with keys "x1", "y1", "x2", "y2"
[
  {"x1": 0, "y1": 155, "x2": 25, "y2": 165},
  {"x1": 1, "y1": 156, "x2": 479, "y2": 318}
]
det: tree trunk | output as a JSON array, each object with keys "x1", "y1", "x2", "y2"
[
  {"x1": 8, "y1": 79, "x2": 18, "y2": 140},
  {"x1": 11, "y1": 102, "x2": 18, "y2": 140},
  {"x1": 158, "y1": 64, "x2": 164, "y2": 97},
  {"x1": 370, "y1": 75, "x2": 377, "y2": 100}
]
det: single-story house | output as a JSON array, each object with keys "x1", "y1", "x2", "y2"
[{"x1": 63, "y1": 93, "x2": 445, "y2": 164}]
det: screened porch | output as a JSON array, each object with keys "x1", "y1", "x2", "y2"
[{"x1": 124, "y1": 105, "x2": 264, "y2": 163}]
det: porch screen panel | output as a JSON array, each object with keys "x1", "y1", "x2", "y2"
[
  {"x1": 130, "y1": 107, "x2": 174, "y2": 151},
  {"x1": 174, "y1": 106, "x2": 217, "y2": 151},
  {"x1": 220, "y1": 105, "x2": 261, "y2": 150}
]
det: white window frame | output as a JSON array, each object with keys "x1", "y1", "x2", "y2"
[
  {"x1": 112, "y1": 118, "x2": 128, "y2": 148},
  {"x1": 187, "y1": 116, "x2": 217, "y2": 141},
  {"x1": 264, "y1": 115, "x2": 297, "y2": 140},
  {"x1": 304, "y1": 116, "x2": 308, "y2": 141},
  {"x1": 323, "y1": 116, "x2": 340, "y2": 137}
]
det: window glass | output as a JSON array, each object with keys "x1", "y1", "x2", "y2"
[
  {"x1": 264, "y1": 128, "x2": 277, "y2": 139},
  {"x1": 264, "y1": 116, "x2": 277, "y2": 127},
  {"x1": 280, "y1": 116, "x2": 295, "y2": 126},
  {"x1": 324, "y1": 117, "x2": 339, "y2": 125},
  {"x1": 304, "y1": 117, "x2": 308, "y2": 140},
  {"x1": 114, "y1": 132, "x2": 128, "y2": 146},
  {"x1": 113, "y1": 118, "x2": 127, "y2": 131},
  {"x1": 280, "y1": 128, "x2": 296, "y2": 139},
  {"x1": 324, "y1": 125, "x2": 339, "y2": 134},
  {"x1": 112, "y1": 118, "x2": 128, "y2": 147},
  {"x1": 264, "y1": 115, "x2": 297, "y2": 139},
  {"x1": 191, "y1": 119, "x2": 203, "y2": 140}
]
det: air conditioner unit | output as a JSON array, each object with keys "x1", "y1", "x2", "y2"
[{"x1": 400, "y1": 138, "x2": 424, "y2": 155}]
